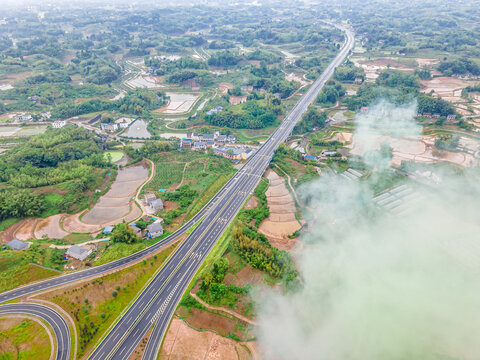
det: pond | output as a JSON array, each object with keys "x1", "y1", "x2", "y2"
[{"x1": 122, "y1": 119, "x2": 151, "y2": 139}]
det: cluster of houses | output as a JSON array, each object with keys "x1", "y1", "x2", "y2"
[
  {"x1": 13, "y1": 112, "x2": 51, "y2": 122},
  {"x1": 416, "y1": 113, "x2": 457, "y2": 122},
  {"x1": 101, "y1": 118, "x2": 135, "y2": 132},
  {"x1": 127, "y1": 219, "x2": 164, "y2": 240},
  {"x1": 180, "y1": 131, "x2": 236, "y2": 150},
  {"x1": 214, "y1": 146, "x2": 254, "y2": 161},
  {"x1": 53, "y1": 119, "x2": 67, "y2": 129},
  {"x1": 144, "y1": 193, "x2": 164, "y2": 215}
]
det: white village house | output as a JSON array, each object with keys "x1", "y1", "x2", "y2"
[
  {"x1": 65, "y1": 245, "x2": 92, "y2": 261},
  {"x1": 52, "y1": 120, "x2": 67, "y2": 129}
]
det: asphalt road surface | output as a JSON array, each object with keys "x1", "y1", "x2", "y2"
[
  {"x1": 0, "y1": 303, "x2": 71, "y2": 360},
  {"x1": 87, "y1": 25, "x2": 355, "y2": 360}
]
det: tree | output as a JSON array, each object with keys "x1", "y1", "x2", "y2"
[{"x1": 110, "y1": 222, "x2": 138, "y2": 244}]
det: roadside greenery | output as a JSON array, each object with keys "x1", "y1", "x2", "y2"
[
  {"x1": 241, "y1": 179, "x2": 269, "y2": 227},
  {"x1": 230, "y1": 225, "x2": 298, "y2": 283},
  {"x1": 110, "y1": 222, "x2": 139, "y2": 244},
  {"x1": 293, "y1": 106, "x2": 327, "y2": 134}
]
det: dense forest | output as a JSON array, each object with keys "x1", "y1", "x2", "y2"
[{"x1": 0, "y1": 126, "x2": 110, "y2": 221}]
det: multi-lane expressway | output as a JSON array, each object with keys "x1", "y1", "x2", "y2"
[
  {"x1": 0, "y1": 303, "x2": 71, "y2": 360},
  {"x1": 88, "y1": 25, "x2": 355, "y2": 360},
  {"x1": 0, "y1": 24, "x2": 354, "y2": 360}
]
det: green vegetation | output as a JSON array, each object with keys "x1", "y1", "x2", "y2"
[
  {"x1": 0, "y1": 318, "x2": 51, "y2": 359},
  {"x1": 160, "y1": 185, "x2": 198, "y2": 225},
  {"x1": 186, "y1": 173, "x2": 233, "y2": 220},
  {"x1": 0, "y1": 257, "x2": 59, "y2": 293},
  {"x1": 205, "y1": 98, "x2": 281, "y2": 129},
  {"x1": 343, "y1": 70, "x2": 455, "y2": 116},
  {"x1": 110, "y1": 222, "x2": 139, "y2": 244},
  {"x1": 435, "y1": 134, "x2": 460, "y2": 152},
  {"x1": 438, "y1": 58, "x2": 480, "y2": 76},
  {"x1": 52, "y1": 89, "x2": 167, "y2": 119},
  {"x1": 48, "y1": 243, "x2": 176, "y2": 356},
  {"x1": 146, "y1": 151, "x2": 235, "y2": 228},
  {"x1": 316, "y1": 80, "x2": 346, "y2": 106},
  {"x1": 104, "y1": 151, "x2": 124, "y2": 163},
  {"x1": 0, "y1": 190, "x2": 44, "y2": 222},
  {"x1": 240, "y1": 179, "x2": 269, "y2": 227},
  {"x1": 231, "y1": 225, "x2": 297, "y2": 283},
  {"x1": 197, "y1": 257, "x2": 251, "y2": 309},
  {"x1": 334, "y1": 62, "x2": 365, "y2": 82},
  {"x1": 294, "y1": 106, "x2": 327, "y2": 134},
  {"x1": 94, "y1": 243, "x2": 146, "y2": 265},
  {"x1": 0, "y1": 126, "x2": 110, "y2": 222},
  {"x1": 273, "y1": 144, "x2": 320, "y2": 185}
]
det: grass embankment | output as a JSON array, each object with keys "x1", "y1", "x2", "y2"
[
  {"x1": 39, "y1": 242, "x2": 177, "y2": 357},
  {"x1": 94, "y1": 243, "x2": 146, "y2": 265},
  {"x1": 0, "y1": 249, "x2": 62, "y2": 293},
  {"x1": 0, "y1": 317, "x2": 52, "y2": 359},
  {"x1": 186, "y1": 173, "x2": 233, "y2": 221},
  {"x1": 0, "y1": 258, "x2": 59, "y2": 293},
  {"x1": 0, "y1": 218, "x2": 19, "y2": 231}
]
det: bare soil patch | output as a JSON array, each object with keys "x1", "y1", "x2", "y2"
[
  {"x1": 348, "y1": 134, "x2": 479, "y2": 168},
  {"x1": 219, "y1": 82, "x2": 235, "y2": 94},
  {"x1": 14, "y1": 219, "x2": 37, "y2": 241},
  {"x1": 421, "y1": 76, "x2": 474, "y2": 100},
  {"x1": 332, "y1": 131, "x2": 353, "y2": 144},
  {"x1": 284, "y1": 158, "x2": 306, "y2": 176},
  {"x1": 243, "y1": 196, "x2": 258, "y2": 210},
  {"x1": 160, "y1": 318, "x2": 251, "y2": 360},
  {"x1": 224, "y1": 265, "x2": 265, "y2": 288},
  {"x1": 34, "y1": 214, "x2": 69, "y2": 240}
]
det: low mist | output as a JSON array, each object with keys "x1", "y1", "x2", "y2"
[{"x1": 255, "y1": 100, "x2": 480, "y2": 360}]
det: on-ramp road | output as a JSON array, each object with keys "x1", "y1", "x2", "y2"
[
  {"x1": 0, "y1": 303, "x2": 71, "y2": 360},
  {"x1": 87, "y1": 25, "x2": 355, "y2": 360}
]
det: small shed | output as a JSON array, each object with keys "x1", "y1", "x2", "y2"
[
  {"x1": 66, "y1": 245, "x2": 92, "y2": 261},
  {"x1": 6, "y1": 239, "x2": 29, "y2": 251},
  {"x1": 147, "y1": 223, "x2": 164, "y2": 239},
  {"x1": 148, "y1": 198, "x2": 164, "y2": 211},
  {"x1": 103, "y1": 226, "x2": 114, "y2": 235},
  {"x1": 129, "y1": 224, "x2": 143, "y2": 237}
]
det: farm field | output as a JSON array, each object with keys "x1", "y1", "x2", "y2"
[
  {"x1": 159, "y1": 93, "x2": 199, "y2": 114},
  {"x1": 66, "y1": 164, "x2": 148, "y2": 229},
  {"x1": 104, "y1": 151, "x2": 124, "y2": 163}
]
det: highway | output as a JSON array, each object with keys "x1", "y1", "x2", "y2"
[
  {"x1": 87, "y1": 25, "x2": 355, "y2": 360},
  {"x1": 0, "y1": 303, "x2": 71, "y2": 360},
  {"x1": 0, "y1": 159, "x2": 246, "y2": 304}
]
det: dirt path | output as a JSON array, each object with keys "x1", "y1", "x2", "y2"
[
  {"x1": 134, "y1": 158, "x2": 155, "y2": 218},
  {"x1": 48, "y1": 238, "x2": 109, "y2": 249},
  {"x1": 175, "y1": 162, "x2": 189, "y2": 190},
  {"x1": 189, "y1": 292, "x2": 257, "y2": 326},
  {"x1": 272, "y1": 164, "x2": 305, "y2": 208}
]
